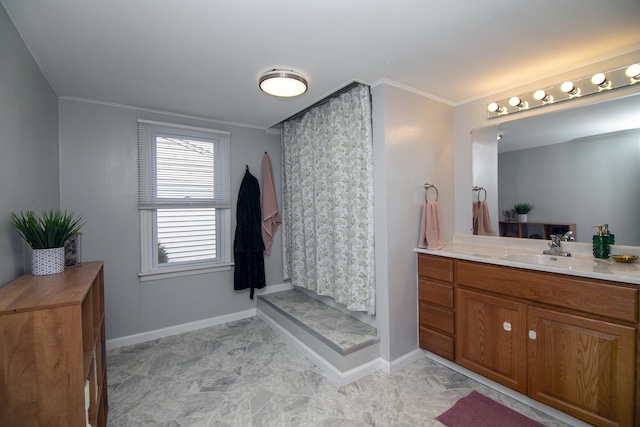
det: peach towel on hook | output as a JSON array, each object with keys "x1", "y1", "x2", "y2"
[
  {"x1": 473, "y1": 200, "x2": 497, "y2": 236},
  {"x1": 261, "y1": 152, "x2": 281, "y2": 255},
  {"x1": 418, "y1": 201, "x2": 446, "y2": 250}
]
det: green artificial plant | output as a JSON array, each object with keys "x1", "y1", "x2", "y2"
[
  {"x1": 10, "y1": 209, "x2": 86, "y2": 249},
  {"x1": 513, "y1": 203, "x2": 534, "y2": 214}
]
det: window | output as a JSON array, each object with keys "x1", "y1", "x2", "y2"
[{"x1": 138, "y1": 120, "x2": 231, "y2": 280}]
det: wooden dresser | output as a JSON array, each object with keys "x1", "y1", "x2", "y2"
[{"x1": 0, "y1": 261, "x2": 107, "y2": 427}]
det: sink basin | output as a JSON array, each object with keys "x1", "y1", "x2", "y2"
[{"x1": 501, "y1": 253, "x2": 597, "y2": 269}]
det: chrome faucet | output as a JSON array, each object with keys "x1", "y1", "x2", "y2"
[{"x1": 543, "y1": 234, "x2": 571, "y2": 257}]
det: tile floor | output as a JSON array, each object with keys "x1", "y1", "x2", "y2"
[{"x1": 106, "y1": 317, "x2": 571, "y2": 427}]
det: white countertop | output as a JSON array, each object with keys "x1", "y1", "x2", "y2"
[{"x1": 415, "y1": 234, "x2": 640, "y2": 285}]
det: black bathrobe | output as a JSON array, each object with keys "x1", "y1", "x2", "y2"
[{"x1": 233, "y1": 169, "x2": 265, "y2": 298}]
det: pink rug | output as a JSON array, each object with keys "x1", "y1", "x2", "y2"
[{"x1": 436, "y1": 391, "x2": 545, "y2": 427}]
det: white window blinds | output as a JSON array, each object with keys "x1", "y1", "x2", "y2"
[{"x1": 138, "y1": 119, "x2": 231, "y2": 209}]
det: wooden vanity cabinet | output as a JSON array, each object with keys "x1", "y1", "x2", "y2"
[
  {"x1": 456, "y1": 259, "x2": 637, "y2": 427},
  {"x1": 418, "y1": 254, "x2": 455, "y2": 360},
  {"x1": 418, "y1": 253, "x2": 638, "y2": 427},
  {"x1": 0, "y1": 262, "x2": 108, "y2": 427}
]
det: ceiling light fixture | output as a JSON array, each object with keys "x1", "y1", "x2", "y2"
[
  {"x1": 487, "y1": 64, "x2": 639, "y2": 118},
  {"x1": 259, "y1": 69, "x2": 308, "y2": 98}
]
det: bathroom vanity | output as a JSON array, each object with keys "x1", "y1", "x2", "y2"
[{"x1": 417, "y1": 240, "x2": 640, "y2": 427}]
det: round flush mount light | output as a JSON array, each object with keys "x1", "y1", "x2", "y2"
[{"x1": 259, "y1": 69, "x2": 308, "y2": 97}]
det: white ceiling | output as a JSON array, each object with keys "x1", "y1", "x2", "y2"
[{"x1": 2, "y1": 0, "x2": 640, "y2": 129}]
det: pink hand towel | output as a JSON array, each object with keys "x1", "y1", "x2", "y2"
[
  {"x1": 261, "y1": 153, "x2": 281, "y2": 255},
  {"x1": 418, "y1": 202, "x2": 428, "y2": 248},
  {"x1": 473, "y1": 200, "x2": 496, "y2": 236},
  {"x1": 418, "y1": 201, "x2": 446, "y2": 250}
]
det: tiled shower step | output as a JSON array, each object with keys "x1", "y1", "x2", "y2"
[{"x1": 258, "y1": 289, "x2": 379, "y2": 356}]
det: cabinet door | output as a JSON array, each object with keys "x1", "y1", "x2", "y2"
[
  {"x1": 528, "y1": 307, "x2": 635, "y2": 427},
  {"x1": 456, "y1": 289, "x2": 527, "y2": 393}
]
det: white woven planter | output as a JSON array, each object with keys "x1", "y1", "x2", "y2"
[{"x1": 32, "y1": 247, "x2": 65, "y2": 276}]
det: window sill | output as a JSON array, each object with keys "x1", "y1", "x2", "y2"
[{"x1": 139, "y1": 262, "x2": 233, "y2": 282}]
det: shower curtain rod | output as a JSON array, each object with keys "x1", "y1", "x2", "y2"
[{"x1": 278, "y1": 81, "x2": 366, "y2": 125}]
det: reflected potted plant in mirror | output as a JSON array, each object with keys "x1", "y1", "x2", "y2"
[
  {"x1": 10, "y1": 210, "x2": 86, "y2": 276},
  {"x1": 513, "y1": 203, "x2": 533, "y2": 223}
]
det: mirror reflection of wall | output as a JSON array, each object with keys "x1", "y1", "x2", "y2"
[
  {"x1": 472, "y1": 93, "x2": 640, "y2": 246},
  {"x1": 498, "y1": 129, "x2": 640, "y2": 245}
]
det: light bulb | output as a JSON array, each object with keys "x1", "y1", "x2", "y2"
[
  {"x1": 533, "y1": 90, "x2": 550, "y2": 101},
  {"x1": 591, "y1": 73, "x2": 606, "y2": 86},
  {"x1": 560, "y1": 81, "x2": 579, "y2": 95},
  {"x1": 509, "y1": 96, "x2": 522, "y2": 107},
  {"x1": 488, "y1": 102, "x2": 501, "y2": 113},
  {"x1": 560, "y1": 81, "x2": 574, "y2": 93},
  {"x1": 625, "y1": 64, "x2": 640, "y2": 79}
]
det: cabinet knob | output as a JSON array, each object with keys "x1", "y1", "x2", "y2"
[
  {"x1": 528, "y1": 330, "x2": 537, "y2": 340},
  {"x1": 503, "y1": 321, "x2": 512, "y2": 332}
]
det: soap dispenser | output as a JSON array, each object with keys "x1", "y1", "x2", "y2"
[
  {"x1": 592, "y1": 225, "x2": 610, "y2": 259},
  {"x1": 603, "y1": 223, "x2": 615, "y2": 246}
]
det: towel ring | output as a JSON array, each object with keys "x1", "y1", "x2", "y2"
[
  {"x1": 424, "y1": 183, "x2": 439, "y2": 202},
  {"x1": 472, "y1": 186, "x2": 487, "y2": 202}
]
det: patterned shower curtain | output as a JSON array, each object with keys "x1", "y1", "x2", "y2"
[{"x1": 282, "y1": 84, "x2": 376, "y2": 315}]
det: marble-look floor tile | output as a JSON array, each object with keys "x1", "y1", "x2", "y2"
[
  {"x1": 107, "y1": 317, "x2": 572, "y2": 427},
  {"x1": 259, "y1": 289, "x2": 378, "y2": 352}
]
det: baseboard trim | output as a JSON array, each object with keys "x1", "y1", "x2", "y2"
[
  {"x1": 379, "y1": 348, "x2": 425, "y2": 375},
  {"x1": 255, "y1": 282, "x2": 294, "y2": 295},
  {"x1": 106, "y1": 308, "x2": 257, "y2": 350},
  {"x1": 425, "y1": 351, "x2": 592, "y2": 427},
  {"x1": 257, "y1": 308, "x2": 381, "y2": 386}
]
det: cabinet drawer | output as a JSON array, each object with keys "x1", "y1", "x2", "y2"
[
  {"x1": 420, "y1": 302, "x2": 454, "y2": 334},
  {"x1": 419, "y1": 326, "x2": 454, "y2": 360},
  {"x1": 419, "y1": 279, "x2": 454, "y2": 308},
  {"x1": 418, "y1": 254, "x2": 453, "y2": 282},
  {"x1": 457, "y1": 260, "x2": 638, "y2": 323}
]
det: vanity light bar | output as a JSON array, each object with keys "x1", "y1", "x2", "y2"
[{"x1": 487, "y1": 63, "x2": 640, "y2": 118}]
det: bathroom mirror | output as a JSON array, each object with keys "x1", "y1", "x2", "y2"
[{"x1": 472, "y1": 92, "x2": 640, "y2": 246}]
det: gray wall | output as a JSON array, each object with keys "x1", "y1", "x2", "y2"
[
  {"x1": 59, "y1": 99, "x2": 283, "y2": 340},
  {"x1": 372, "y1": 83, "x2": 454, "y2": 362},
  {"x1": 0, "y1": 5, "x2": 59, "y2": 286},
  {"x1": 499, "y1": 130, "x2": 640, "y2": 245}
]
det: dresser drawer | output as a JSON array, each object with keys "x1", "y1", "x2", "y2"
[
  {"x1": 419, "y1": 279, "x2": 454, "y2": 308},
  {"x1": 418, "y1": 254, "x2": 454, "y2": 283},
  {"x1": 420, "y1": 302, "x2": 455, "y2": 334},
  {"x1": 419, "y1": 326, "x2": 454, "y2": 360}
]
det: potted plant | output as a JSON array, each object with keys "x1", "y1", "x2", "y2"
[
  {"x1": 513, "y1": 203, "x2": 533, "y2": 223},
  {"x1": 10, "y1": 209, "x2": 86, "y2": 276}
]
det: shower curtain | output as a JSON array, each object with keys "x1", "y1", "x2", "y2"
[{"x1": 282, "y1": 84, "x2": 376, "y2": 315}]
